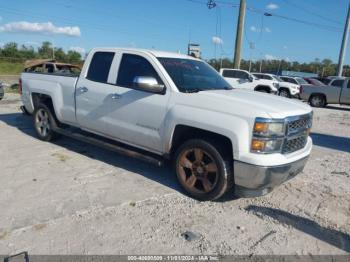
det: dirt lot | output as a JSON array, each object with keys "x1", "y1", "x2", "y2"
[{"x1": 0, "y1": 93, "x2": 349, "y2": 255}]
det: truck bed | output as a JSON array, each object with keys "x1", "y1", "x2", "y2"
[{"x1": 21, "y1": 72, "x2": 79, "y2": 125}]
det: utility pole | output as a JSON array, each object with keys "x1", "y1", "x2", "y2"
[
  {"x1": 337, "y1": 2, "x2": 350, "y2": 77},
  {"x1": 233, "y1": 0, "x2": 246, "y2": 69}
]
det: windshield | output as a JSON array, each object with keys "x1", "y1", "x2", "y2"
[
  {"x1": 310, "y1": 79, "x2": 324, "y2": 86},
  {"x1": 295, "y1": 77, "x2": 308, "y2": 85},
  {"x1": 158, "y1": 58, "x2": 232, "y2": 92},
  {"x1": 272, "y1": 75, "x2": 282, "y2": 82}
]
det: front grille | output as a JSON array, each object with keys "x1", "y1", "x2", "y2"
[
  {"x1": 282, "y1": 136, "x2": 308, "y2": 154},
  {"x1": 288, "y1": 118, "x2": 310, "y2": 135},
  {"x1": 282, "y1": 113, "x2": 312, "y2": 154}
]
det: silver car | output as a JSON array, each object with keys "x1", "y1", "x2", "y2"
[{"x1": 300, "y1": 77, "x2": 350, "y2": 107}]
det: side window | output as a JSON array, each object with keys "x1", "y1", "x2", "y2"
[
  {"x1": 291, "y1": 79, "x2": 298, "y2": 85},
  {"x1": 347, "y1": 81, "x2": 350, "y2": 89},
  {"x1": 117, "y1": 54, "x2": 162, "y2": 88},
  {"x1": 237, "y1": 71, "x2": 249, "y2": 79},
  {"x1": 332, "y1": 80, "x2": 344, "y2": 88},
  {"x1": 87, "y1": 52, "x2": 115, "y2": 83},
  {"x1": 45, "y1": 64, "x2": 54, "y2": 73},
  {"x1": 222, "y1": 70, "x2": 236, "y2": 78},
  {"x1": 265, "y1": 75, "x2": 272, "y2": 80},
  {"x1": 254, "y1": 74, "x2": 262, "y2": 79}
]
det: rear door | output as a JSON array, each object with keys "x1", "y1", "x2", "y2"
[
  {"x1": 75, "y1": 51, "x2": 117, "y2": 134},
  {"x1": 340, "y1": 80, "x2": 350, "y2": 104}
]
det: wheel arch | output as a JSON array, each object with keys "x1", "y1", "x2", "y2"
[
  {"x1": 254, "y1": 85, "x2": 271, "y2": 93},
  {"x1": 169, "y1": 125, "x2": 233, "y2": 160},
  {"x1": 31, "y1": 93, "x2": 60, "y2": 124}
]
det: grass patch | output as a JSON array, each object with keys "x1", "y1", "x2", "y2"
[{"x1": 0, "y1": 61, "x2": 24, "y2": 75}]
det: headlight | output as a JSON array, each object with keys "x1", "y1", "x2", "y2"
[
  {"x1": 251, "y1": 118, "x2": 286, "y2": 153},
  {"x1": 253, "y1": 120, "x2": 285, "y2": 137}
]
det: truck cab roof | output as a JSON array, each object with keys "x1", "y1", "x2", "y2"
[{"x1": 89, "y1": 47, "x2": 197, "y2": 60}]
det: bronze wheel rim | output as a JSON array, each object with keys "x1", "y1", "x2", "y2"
[{"x1": 177, "y1": 148, "x2": 219, "y2": 194}]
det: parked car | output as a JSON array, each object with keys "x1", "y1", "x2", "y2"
[
  {"x1": 0, "y1": 82, "x2": 4, "y2": 100},
  {"x1": 300, "y1": 77, "x2": 350, "y2": 107},
  {"x1": 253, "y1": 73, "x2": 300, "y2": 98},
  {"x1": 220, "y1": 69, "x2": 279, "y2": 94},
  {"x1": 21, "y1": 47, "x2": 313, "y2": 201},
  {"x1": 303, "y1": 78, "x2": 325, "y2": 86}
]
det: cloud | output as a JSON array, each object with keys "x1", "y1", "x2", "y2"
[
  {"x1": 0, "y1": 42, "x2": 4, "y2": 48},
  {"x1": 265, "y1": 54, "x2": 278, "y2": 60},
  {"x1": 212, "y1": 36, "x2": 223, "y2": 45},
  {"x1": 266, "y1": 3, "x2": 279, "y2": 10},
  {"x1": 250, "y1": 26, "x2": 258, "y2": 32},
  {"x1": 0, "y1": 21, "x2": 81, "y2": 37},
  {"x1": 283, "y1": 45, "x2": 288, "y2": 49},
  {"x1": 69, "y1": 46, "x2": 86, "y2": 54},
  {"x1": 250, "y1": 26, "x2": 271, "y2": 33}
]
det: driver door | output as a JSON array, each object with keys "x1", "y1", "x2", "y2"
[{"x1": 103, "y1": 53, "x2": 170, "y2": 153}]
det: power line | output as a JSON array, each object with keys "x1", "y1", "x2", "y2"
[
  {"x1": 186, "y1": 0, "x2": 342, "y2": 32},
  {"x1": 282, "y1": 0, "x2": 342, "y2": 25}
]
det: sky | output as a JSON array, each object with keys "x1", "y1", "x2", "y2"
[{"x1": 0, "y1": 0, "x2": 349, "y2": 63}]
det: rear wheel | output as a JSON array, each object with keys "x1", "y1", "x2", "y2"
[
  {"x1": 174, "y1": 139, "x2": 233, "y2": 201},
  {"x1": 310, "y1": 95, "x2": 326, "y2": 107},
  {"x1": 33, "y1": 104, "x2": 59, "y2": 141},
  {"x1": 279, "y1": 89, "x2": 290, "y2": 98}
]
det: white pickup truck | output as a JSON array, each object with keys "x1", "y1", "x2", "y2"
[
  {"x1": 20, "y1": 48, "x2": 313, "y2": 201},
  {"x1": 220, "y1": 68, "x2": 279, "y2": 94}
]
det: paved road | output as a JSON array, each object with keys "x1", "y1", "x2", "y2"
[{"x1": 0, "y1": 93, "x2": 349, "y2": 255}]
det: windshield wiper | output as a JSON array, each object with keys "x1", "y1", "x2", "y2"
[{"x1": 184, "y1": 88, "x2": 204, "y2": 93}]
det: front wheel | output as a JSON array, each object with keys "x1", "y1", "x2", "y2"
[
  {"x1": 33, "y1": 104, "x2": 59, "y2": 141},
  {"x1": 174, "y1": 139, "x2": 233, "y2": 201}
]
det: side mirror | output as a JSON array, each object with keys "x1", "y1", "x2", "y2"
[
  {"x1": 248, "y1": 76, "x2": 254, "y2": 82},
  {"x1": 133, "y1": 76, "x2": 165, "y2": 94}
]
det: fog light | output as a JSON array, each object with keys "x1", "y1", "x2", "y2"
[{"x1": 251, "y1": 139, "x2": 266, "y2": 152}]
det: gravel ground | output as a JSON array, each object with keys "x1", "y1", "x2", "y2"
[{"x1": 0, "y1": 93, "x2": 349, "y2": 255}]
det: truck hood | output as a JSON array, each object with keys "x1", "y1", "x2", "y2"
[{"x1": 192, "y1": 89, "x2": 312, "y2": 119}]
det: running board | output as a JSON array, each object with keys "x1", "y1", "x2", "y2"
[{"x1": 53, "y1": 127, "x2": 163, "y2": 167}]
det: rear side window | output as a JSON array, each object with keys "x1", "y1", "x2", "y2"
[
  {"x1": 117, "y1": 54, "x2": 162, "y2": 88},
  {"x1": 332, "y1": 79, "x2": 344, "y2": 88},
  {"x1": 223, "y1": 70, "x2": 236, "y2": 78},
  {"x1": 253, "y1": 74, "x2": 263, "y2": 79},
  {"x1": 87, "y1": 52, "x2": 115, "y2": 83}
]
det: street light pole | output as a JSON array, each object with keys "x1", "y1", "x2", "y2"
[{"x1": 337, "y1": 2, "x2": 350, "y2": 77}]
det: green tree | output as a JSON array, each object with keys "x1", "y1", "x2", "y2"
[{"x1": 38, "y1": 41, "x2": 54, "y2": 59}]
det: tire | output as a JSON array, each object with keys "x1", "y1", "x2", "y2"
[
  {"x1": 309, "y1": 95, "x2": 326, "y2": 107},
  {"x1": 174, "y1": 139, "x2": 233, "y2": 201},
  {"x1": 33, "y1": 103, "x2": 59, "y2": 141},
  {"x1": 279, "y1": 89, "x2": 290, "y2": 98}
]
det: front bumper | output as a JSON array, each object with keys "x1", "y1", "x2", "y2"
[{"x1": 234, "y1": 156, "x2": 309, "y2": 198}]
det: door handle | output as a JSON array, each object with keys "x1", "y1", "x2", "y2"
[
  {"x1": 79, "y1": 87, "x2": 89, "y2": 93},
  {"x1": 111, "y1": 93, "x2": 122, "y2": 100}
]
